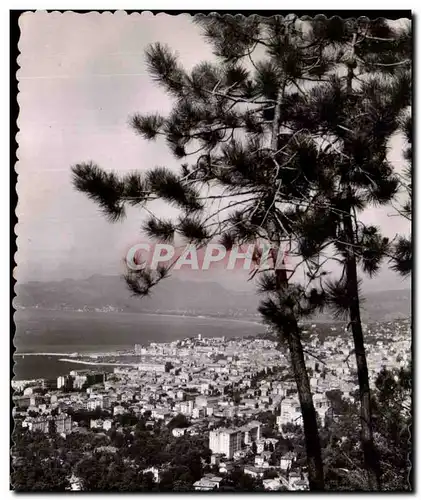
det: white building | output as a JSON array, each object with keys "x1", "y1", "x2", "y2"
[
  {"x1": 73, "y1": 375, "x2": 88, "y2": 390},
  {"x1": 172, "y1": 427, "x2": 187, "y2": 437},
  {"x1": 209, "y1": 428, "x2": 242, "y2": 459},
  {"x1": 255, "y1": 455, "x2": 270, "y2": 468},
  {"x1": 192, "y1": 407, "x2": 206, "y2": 419},
  {"x1": 176, "y1": 390, "x2": 184, "y2": 401},
  {"x1": 57, "y1": 376, "x2": 67, "y2": 390},
  {"x1": 90, "y1": 419, "x2": 113, "y2": 431},
  {"x1": 277, "y1": 397, "x2": 302, "y2": 429},
  {"x1": 86, "y1": 398, "x2": 103, "y2": 411},
  {"x1": 193, "y1": 476, "x2": 222, "y2": 491},
  {"x1": 263, "y1": 479, "x2": 283, "y2": 491},
  {"x1": 179, "y1": 400, "x2": 194, "y2": 416},
  {"x1": 113, "y1": 405, "x2": 126, "y2": 416},
  {"x1": 280, "y1": 451, "x2": 297, "y2": 470},
  {"x1": 313, "y1": 393, "x2": 329, "y2": 426}
]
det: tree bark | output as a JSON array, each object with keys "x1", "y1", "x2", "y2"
[
  {"x1": 343, "y1": 209, "x2": 382, "y2": 490},
  {"x1": 286, "y1": 316, "x2": 325, "y2": 491}
]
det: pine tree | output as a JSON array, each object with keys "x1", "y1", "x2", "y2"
[
  {"x1": 72, "y1": 14, "x2": 331, "y2": 490},
  {"x1": 278, "y1": 16, "x2": 411, "y2": 490}
]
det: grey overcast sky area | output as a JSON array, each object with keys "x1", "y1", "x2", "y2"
[{"x1": 16, "y1": 11, "x2": 411, "y2": 292}]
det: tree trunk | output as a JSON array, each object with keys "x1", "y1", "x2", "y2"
[
  {"x1": 286, "y1": 316, "x2": 325, "y2": 491},
  {"x1": 343, "y1": 209, "x2": 382, "y2": 490},
  {"x1": 270, "y1": 70, "x2": 324, "y2": 490},
  {"x1": 342, "y1": 37, "x2": 381, "y2": 489}
]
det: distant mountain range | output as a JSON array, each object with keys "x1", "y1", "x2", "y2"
[{"x1": 14, "y1": 274, "x2": 411, "y2": 322}]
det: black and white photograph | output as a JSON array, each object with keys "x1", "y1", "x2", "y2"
[{"x1": 11, "y1": 11, "x2": 412, "y2": 492}]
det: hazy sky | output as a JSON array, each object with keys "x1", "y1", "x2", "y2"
[{"x1": 16, "y1": 12, "x2": 410, "y2": 291}]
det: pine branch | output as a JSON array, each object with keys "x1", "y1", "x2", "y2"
[
  {"x1": 372, "y1": 59, "x2": 411, "y2": 67},
  {"x1": 390, "y1": 236, "x2": 412, "y2": 277}
]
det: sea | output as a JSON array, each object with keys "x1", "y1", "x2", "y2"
[{"x1": 12, "y1": 309, "x2": 265, "y2": 381}]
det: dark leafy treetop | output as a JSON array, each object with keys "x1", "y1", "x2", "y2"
[{"x1": 72, "y1": 15, "x2": 411, "y2": 320}]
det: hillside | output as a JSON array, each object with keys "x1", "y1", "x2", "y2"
[{"x1": 14, "y1": 275, "x2": 411, "y2": 322}]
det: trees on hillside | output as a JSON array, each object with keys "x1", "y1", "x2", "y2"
[
  {"x1": 322, "y1": 365, "x2": 411, "y2": 491},
  {"x1": 372, "y1": 365, "x2": 411, "y2": 490},
  {"x1": 71, "y1": 14, "x2": 411, "y2": 491},
  {"x1": 12, "y1": 455, "x2": 70, "y2": 492}
]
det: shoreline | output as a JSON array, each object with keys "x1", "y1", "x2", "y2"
[
  {"x1": 15, "y1": 307, "x2": 353, "y2": 325},
  {"x1": 16, "y1": 308, "x2": 263, "y2": 324},
  {"x1": 58, "y1": 358, "x2": 138, "y2": 367}
]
